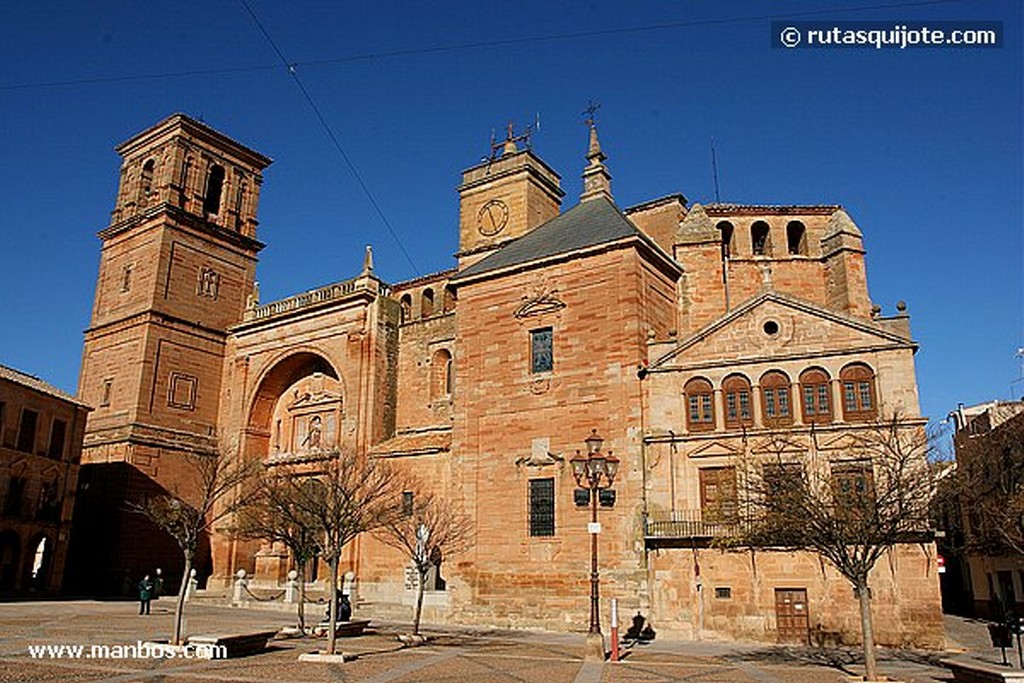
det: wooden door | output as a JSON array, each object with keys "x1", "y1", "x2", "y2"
[{"x1": 775, "y1": 588, "x2": 810, "y2": 644}]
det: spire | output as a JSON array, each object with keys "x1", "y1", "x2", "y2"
[
  {"x1": 580, "y1": 102, "x2": 612, "y2": 203},
  {"x1": 361, "y1": 245, "x2": 374, "y2": 275}
]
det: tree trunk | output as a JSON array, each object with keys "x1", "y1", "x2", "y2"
[
  {"x1": 856, "y1": 581, "x2": 878, "y2": 681},
  {"x1": 413, "y1": 566, "x2": 427, "y2": 636},
  {"x1": 173, "y1": 554, "x2": 192, "y2": 647},
  {"x1": 326, "y1": 556, "x2": 339, "y2": 655},
  {"x1": 297, "y1": 559, "x2": 306, "y2": 632}
]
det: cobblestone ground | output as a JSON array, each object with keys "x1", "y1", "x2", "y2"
[{"x1": 0, "y1": 600, "x2": 991, "y2": 682}]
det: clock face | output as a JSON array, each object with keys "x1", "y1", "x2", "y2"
[{"x1": 477, "y1": 199, "x2": 510, "y2": 237}]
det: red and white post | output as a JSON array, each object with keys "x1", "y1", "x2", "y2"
[{"x1": 610, "y1": 597, "x2": 620, "y2": 662}]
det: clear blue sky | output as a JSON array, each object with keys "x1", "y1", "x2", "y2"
[{"x1": 0, "y1": 0, "x2": 1020, "y2": 430}]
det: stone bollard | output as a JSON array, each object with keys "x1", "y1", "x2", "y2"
[
  {"x1": 285, "y1": 569, "x2": 299, "y2": 603},
  {"x1": 232, "y1": 569, "x2": 247, "y2": 605},
  {"x1": 185, "y1": 568, "x2": 198, "y2": 602}
]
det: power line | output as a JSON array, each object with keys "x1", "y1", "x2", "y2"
[
  {"x1": 1, "y1": 0, "x2": 966, "y2": 92},
  {"x1": 239, "y1": 0, "x2": 421, "y2": 276}
]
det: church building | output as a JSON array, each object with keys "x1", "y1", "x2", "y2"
[{"x1": 73, "y1": 113, "x2": 943, "y2": 646}]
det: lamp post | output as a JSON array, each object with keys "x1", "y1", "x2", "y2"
[{"x1": 570, "y1": 430, "x2": 619, "y2": 640}]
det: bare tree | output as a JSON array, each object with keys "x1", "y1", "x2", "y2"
[
  {"x1": 282, "y1": 450, "x2": 398, "y2": 656},
  {"x1": 229, "y1": 468, "x2": 321, "y2": 631},
  {"x1": 129, "y1": 450, "x2": 255, "y2": 646},
  {"x1": 729, "y1": 413, "x2": 934, "y2": 682},
  {"x1": 373, "y1": 487, "x2": 473, "y2": 636}
]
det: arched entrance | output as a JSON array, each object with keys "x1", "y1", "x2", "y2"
[{"x1": 229, "y1": 351, "x2": 346, "y2": 584}]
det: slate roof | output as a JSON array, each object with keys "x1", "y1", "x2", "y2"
[
  {"x1": 0, "y1": 364, "x2": 91, "y2": 408},
  {"x1": 453, "y1": 196, "x2": 674, "y2": 281}
]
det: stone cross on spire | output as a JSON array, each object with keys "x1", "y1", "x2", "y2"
[{"x1": 580, "y1": 101, "x2": 612, "y2": 203}]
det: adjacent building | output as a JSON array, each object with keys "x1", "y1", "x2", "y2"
[
  {"x1": 72, "y1": 113, "x2": 943, "y2": 645},
  {"x1": 0, "y1": 365, "x2": 90, "y2": 594}
]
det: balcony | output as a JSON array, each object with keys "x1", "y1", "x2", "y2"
[{"x1": 644, "y1": 509, "x2": 742, "y2": 546}]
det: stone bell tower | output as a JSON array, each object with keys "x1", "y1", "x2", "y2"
[
  {"x1": 78, "y1": 114, "x2": 272, "y2": 470},
  {"x1": 456, "y1": 124, "x2": 564, "y2": 270}
]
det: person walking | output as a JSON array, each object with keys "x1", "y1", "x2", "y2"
[{"x1": 138, "y1": 575, "x2": 154, "y2": 615}]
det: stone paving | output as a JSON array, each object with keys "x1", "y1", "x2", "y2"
[{"x1": 0, "y1": 599, "x2": 1002, "y2": 682}]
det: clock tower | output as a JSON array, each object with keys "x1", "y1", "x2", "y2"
[{"x1": 456, "y1": 129, "x2": 563, "y2": 270}]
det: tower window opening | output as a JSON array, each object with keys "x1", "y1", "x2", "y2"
[
  {"x1": 717, "y1": 221, "x2": 734, "y2": 259},
  {"x1": 139, "y1": 159, "x2": 155, "y2": 204},
  {"x1": 751, "y1": 221, "x2": 771, "y2": 256},
  {"x1": 203, "y1": 164, "x2": 225, "y2": 215},
  {"x1": 787, "y1": 221, "x2": 807, "y2": 255}
]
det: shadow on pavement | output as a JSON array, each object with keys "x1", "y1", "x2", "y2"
[{"x1": 725, "y1": 644, "x2": 949, "y2": 676}]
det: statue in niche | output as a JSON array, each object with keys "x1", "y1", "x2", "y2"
[{"x1": 301, "y1": 415, "x2": 323, "y2": 450}]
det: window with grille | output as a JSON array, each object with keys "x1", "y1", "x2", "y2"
[
  {"x1": 529, "y1": 478, "x2": 555, "y2": 537},
  {"x1": 530, "y1": 328, "x2": 553, "y2": 374},
  {"x1": 761, "y1": 371, "x2": 793, "y2": 426}
]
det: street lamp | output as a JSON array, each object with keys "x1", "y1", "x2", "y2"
[{"x1": 570, "y1": 429, "x2": 619, "y2": 638}]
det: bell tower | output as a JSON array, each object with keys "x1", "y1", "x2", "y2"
[
  {"x1": 78, "y1": 114, "x2": 271, "y2": 467},
  {"x1": 456, "y1": 124, "x2": 563, "y2": 270}
]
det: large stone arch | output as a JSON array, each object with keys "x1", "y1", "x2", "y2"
[{"x1": 242, "y1": 350, "x2": 345, "y2": 462}]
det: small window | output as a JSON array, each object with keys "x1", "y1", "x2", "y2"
[
  {"x1": 787, "y1": 221, "x2": 807, "y2": 255},
  {"x1": 715, "y1": 587, "x2": 732, "y2": 599},
  {"x1": 800, "y1": 368, "x2": 832, "y2": 424},
  {"x1": 751, "y1": 221, "x2": 771, "y2": 256},
  {"x1": 3, "y1": 477, "x2": 25, "y2": 516},
  {"x1": 760, "y1": 371, "x2": 793, "y2": 426},
  {"x1": 530, "y1": 328, "x2": 553, "y2": 374},
  {"x1": 840, "y1": 363, "x2": 878, "y2": 421},
  {"x1": 529, "y1": 478, "x2": 555, "y2": 537},
  {"x1": 16, "y1": 409, "x2": 38, "y2": 454},
  {"x1": 832, "y1": 460, "x2": 875, "y2": 507},
  {"x1": 722, "y1": 375, "x2": 753, "y2": 429},
  {"x1": 47, "y1": 420, "x2": 67, "y2": 460},
  {"x1": 401, "y1": 491, "x2": 414, "y2": 517},
  {"x1": 717, "y1": 221, "x2": 734, "y2": 259},
  {"x1": 422, "y1": 288, "x2": 435, "y2": 318},
  {"x1": 100, "y1": 379, "x2": 113, "y2": 407},
  {"x1": 203, "y1": 164, "x2": 225, "y2": 215},
  {"x1": 684, "y1": 378, "x2": 715, "y2": 432}
]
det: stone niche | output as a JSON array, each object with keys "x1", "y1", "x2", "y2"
[{"x1": 268, "y1": 372, "x2": 344, "y2": 460}]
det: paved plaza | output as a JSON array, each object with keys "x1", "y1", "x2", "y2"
[{"x1": 0, "y1": 599, "x2": 1002, "y2": 682}]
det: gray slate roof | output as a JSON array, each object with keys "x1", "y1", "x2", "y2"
[
  {"x1": 454, "y1": 196, "x2": 665, "y2": 280},
  {"x1": 0, "y1": 364, "x2": 91, "y2": 408}
]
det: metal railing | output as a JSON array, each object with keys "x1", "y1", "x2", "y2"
[{"x1": 644, "y1": 509, "x2": 741, "y2": 539}]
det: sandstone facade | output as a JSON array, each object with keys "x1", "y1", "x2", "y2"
[{"x1": 75, "y1": 114, "x2": 942, "y2": 645}]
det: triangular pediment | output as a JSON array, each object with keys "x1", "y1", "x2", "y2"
[
  {"x1": 749, "y1": 434, "x2": 810, "y2": 456},
  {"x1": 651, "y1": 292, "x2": 913, "y2": 369},
  {"x1": 688, "y1": 440, "x2": 740, "y2": 458}
]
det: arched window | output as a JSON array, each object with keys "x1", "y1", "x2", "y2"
[
  {"x1": 800, "y1": 368, "x2": 833, "y2": 424},
  {"x1": 787, "y1": 221, "x2": 807, "y2": 255},
  {"x1": 716, "y1": 221, "x2": 734, "y2": 259},
  {"x1": 139, "y1": 159, "x2": 155, "y2": 205},
  {"x1": 203, "y1": 164, "x2": 225, "y2": 215},
  {"x1": 685, "y1": 378, "x2": 715, "y2": 432},
  {"x1": 422, "y1": 288, "x2": 435, "y2": 318},
  {"x1": 751, "y1": 221, "x2": 771, "y2": 256},
  {"x1": 722, "y1": 374, "x2": 753, "y2": 429},
  {"x1": 399, "y1": 294, "x2": 412, "y2": 323},
  {"x1": 760, "y1": 371, "x2": 793, "y2": 426},
  {"x1": 442, "y1": 285, "x2": 456, "y2": 313},
  {"x1": 840, "y1": 363, "x2": 877, "y2": 420},
  {"x1": 431, "y1": 349, "x2": 453, "y2": 400}
]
